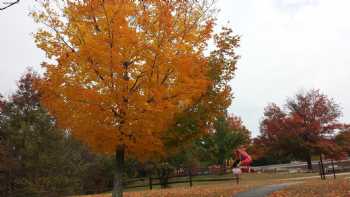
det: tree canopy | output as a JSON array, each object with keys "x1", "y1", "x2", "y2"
[
  {"x1": 0, "y1": 71, "x2": 113, "y2": 196},
  {"x1": 194, "y1": 114, "x2": 250, "y2": 166},
  {"x1": 256, "y1": 89, "x2": 348, "y2": 169},
  {"x1": 33, "y1": 0, "x2": 216, "y2": 158}
]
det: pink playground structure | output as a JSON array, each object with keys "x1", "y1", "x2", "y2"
[
  {"x1": 235, "y1": 148, "x2": 252, "y2": 166},
  {"x1": 232, "y1": 148, "x2": 253, "y2": 173}
]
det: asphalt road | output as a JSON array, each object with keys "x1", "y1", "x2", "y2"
[{"x1": 234, "y1": 183, "x2": 299, "y2": 197}]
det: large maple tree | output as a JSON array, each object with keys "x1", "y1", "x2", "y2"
[
  {"x1": 257, "y1": 90, "x2": 348, "y2": 170},
  {"x1": 32, "y1": 1, "x2": 225, "y2": 196}
]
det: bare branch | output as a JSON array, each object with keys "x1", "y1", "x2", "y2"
[
  {"x1": 161, "y1": 68, "x2": 174, "y2": 85},
  {"x1": 0, "y1": 0, "x2": 20, "y2": 11},
  {"x1": 129, "y1": 72, "x2": 145, "y2": 93}
]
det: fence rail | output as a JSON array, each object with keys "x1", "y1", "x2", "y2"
[
  {"x1": 121, "y1": 165, "x2": 243, "y2": 189},
  {"x1": 124, "y1": 172, "x2": 239, "y2": 190}
]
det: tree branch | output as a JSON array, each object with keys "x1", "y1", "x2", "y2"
[
  {"x1": 129, "y1": 72, "x2": 145, "y2": 93},
  {"x1": 161, "y1": 68, "x2": 174, "y2": 85},
  {"x1": 0, "y1": 0, "x2": 20, "y2": 11}
]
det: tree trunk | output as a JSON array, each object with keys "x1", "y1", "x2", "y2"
[
  {"x1": 112, "y1": 145, "x2": 125, "y2": 197},
  {"x1": 306, "y1": 155, "x2": 313, "y2": 170}
]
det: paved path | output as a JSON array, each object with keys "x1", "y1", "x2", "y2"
[
  {"x1": 234, "y1": 183, "x2": 300, "y2": 197},
  {"x1": 234, "y1": 172, "x2": 350, "y2": 197},
  {"x1": 279, "y1": 172, "x2": 350, "y2": 181}
]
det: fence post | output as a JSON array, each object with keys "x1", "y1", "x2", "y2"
[
  {"x1": 320, "y1": 154, "x2": 326, "y2": 180},
  {"x1": 318, "y1": 161, "x2": 323, "y2": 180},
  {"x1": 188, "y1": 168, "x2": 193, "y2": 187},
  {"x1": 331, "y1": 160, "x2": 336, "y2": 179},
  {"x1": 149, "y1": 176, "x2": 152, "y2": 190}
]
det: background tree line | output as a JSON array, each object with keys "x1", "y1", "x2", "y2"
[{"x1": 0, "y1": 72, "x2": 115, "y2": 196}]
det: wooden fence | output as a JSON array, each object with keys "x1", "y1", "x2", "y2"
[{"x1": 124, "y1": 167, "x2": 239, "y2": 190}]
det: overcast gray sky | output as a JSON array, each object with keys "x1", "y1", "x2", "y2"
[{"x1": 1, "y1": 0, "x2": 350, "y2": 136}]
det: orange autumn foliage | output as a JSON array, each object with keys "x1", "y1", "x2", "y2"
[{"x1": 32, "y1": 0, "x2": 216, "y2": 158}]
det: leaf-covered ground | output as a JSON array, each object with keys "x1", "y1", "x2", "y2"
[
  {"x1": 77, "y1": 173, "x2": 318, "y2": 197},
  {"x1": 80, "y1": 180, "x2": 272, "y2": 197},
  {"x1": 125, "y1": 183, "x2": 249, "y2": 197},
  {"x1": 269, "y1": 178, "x2": 350, "y2": 197}
]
